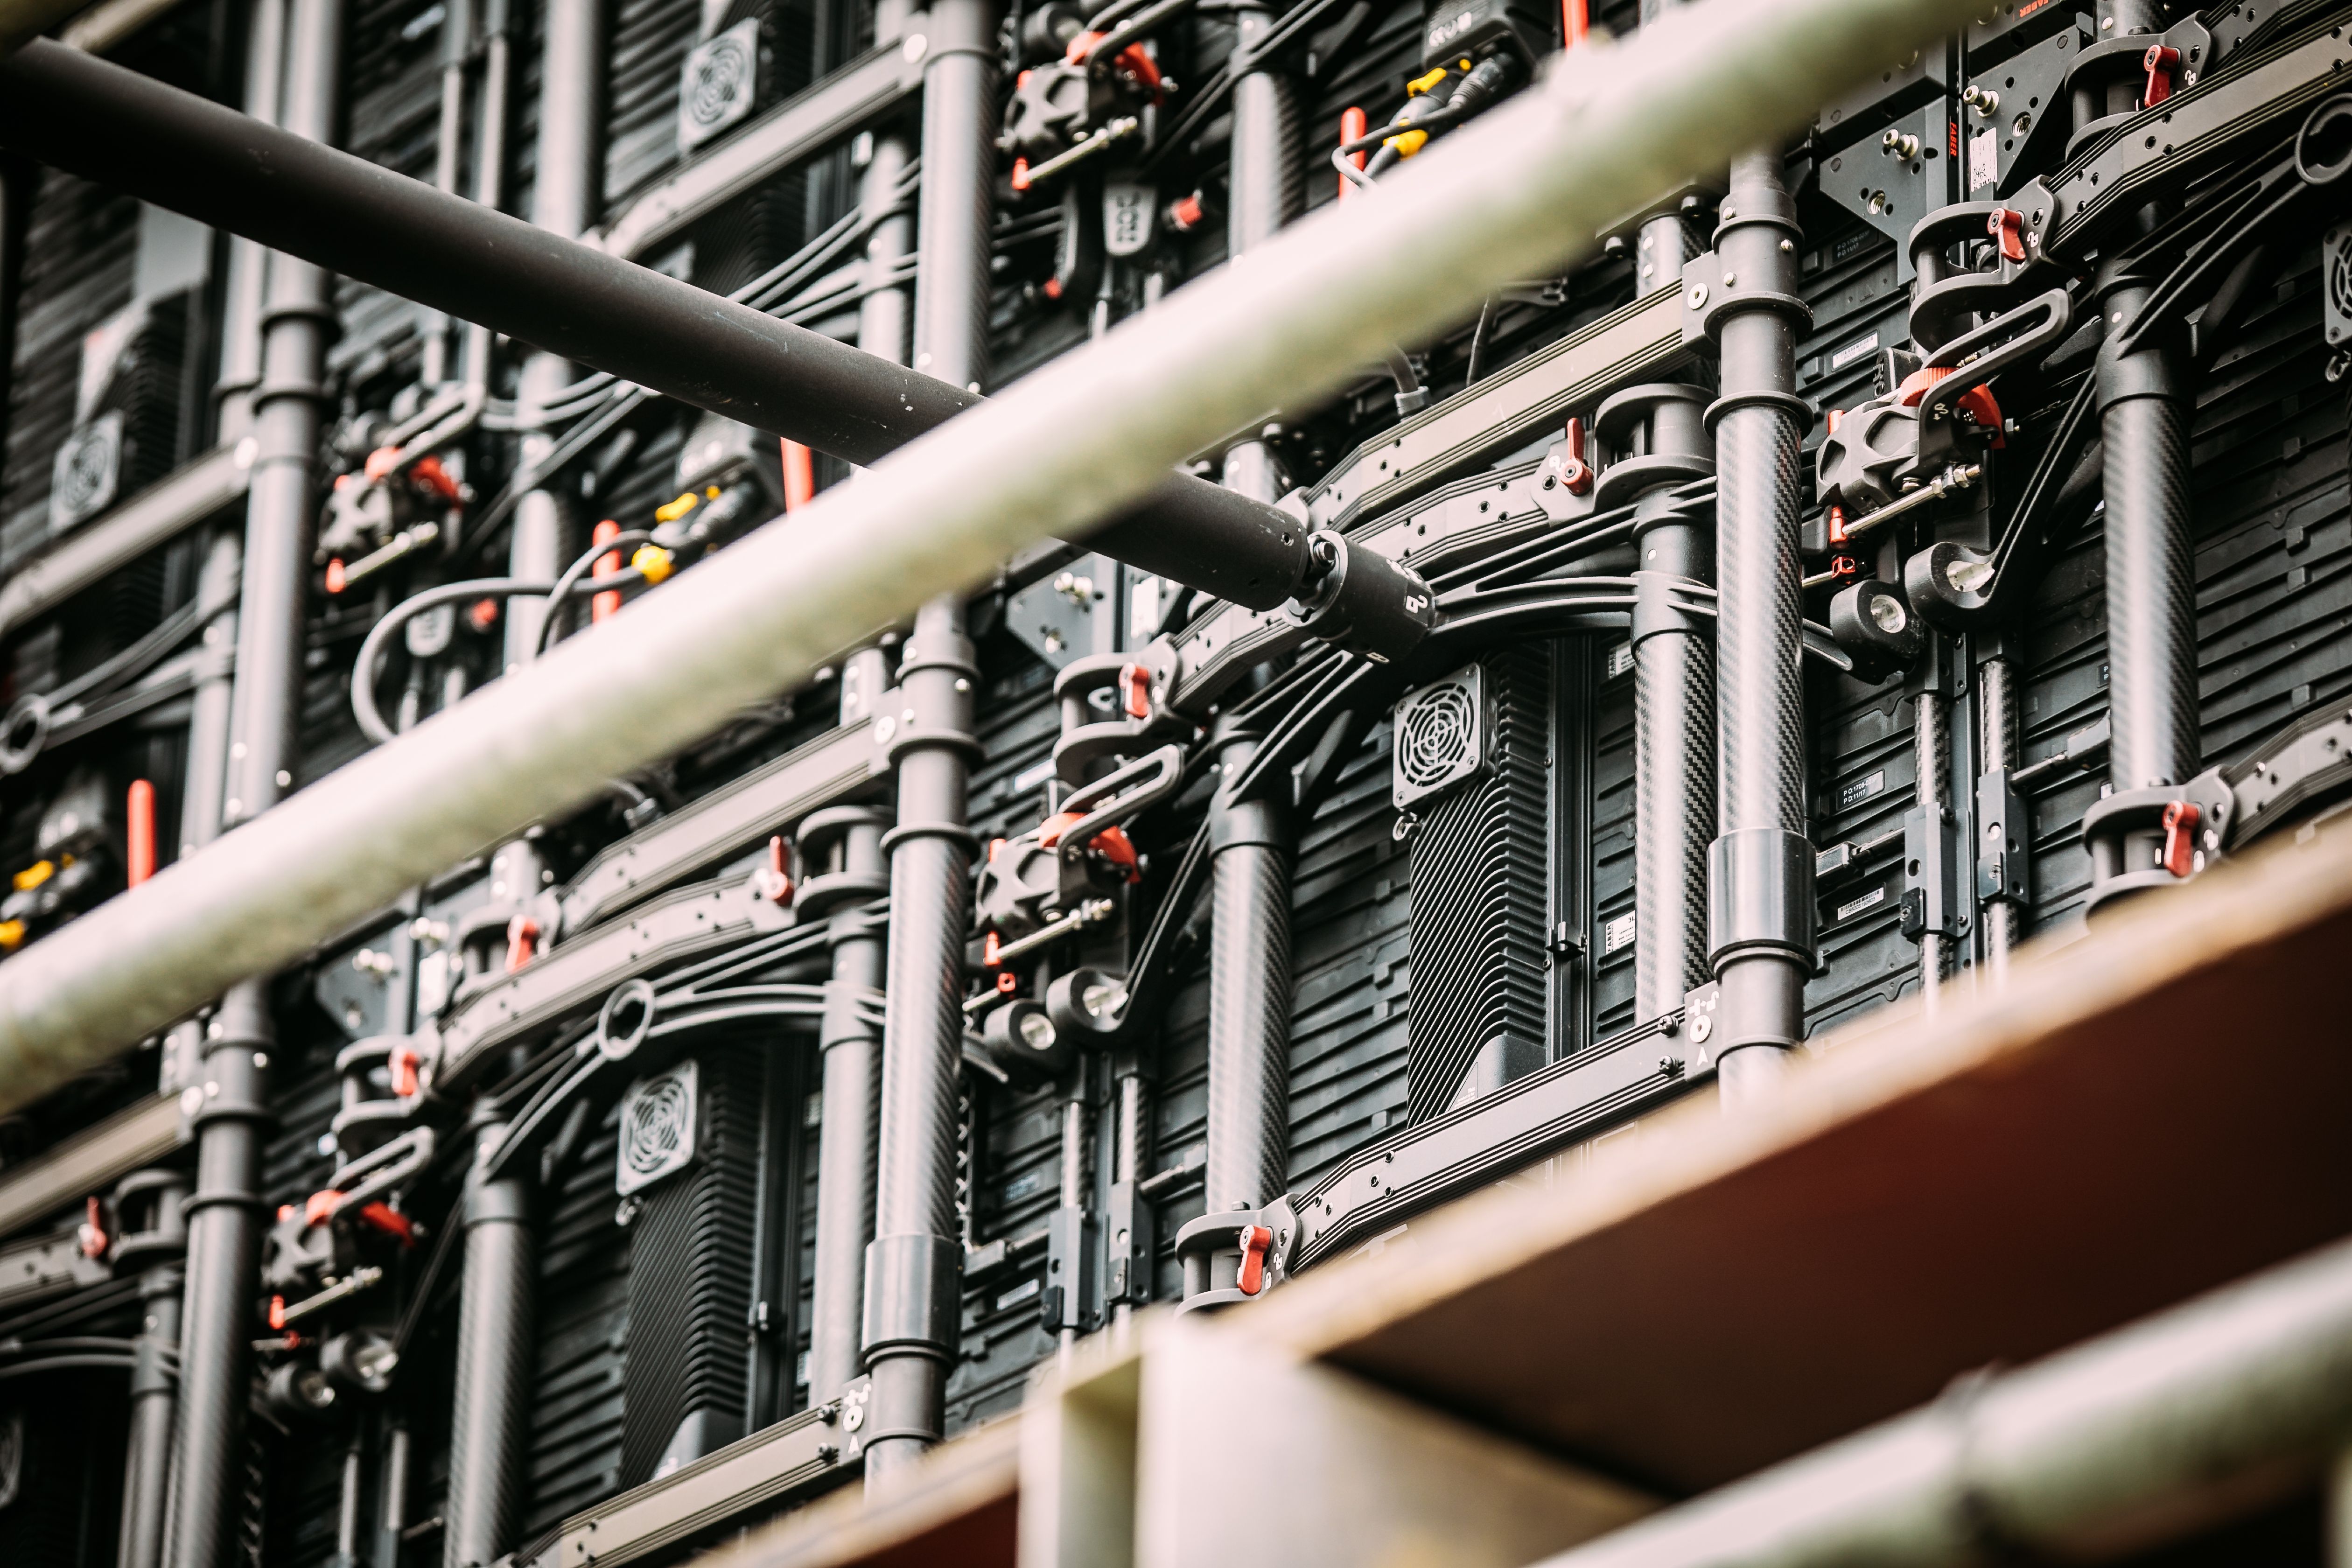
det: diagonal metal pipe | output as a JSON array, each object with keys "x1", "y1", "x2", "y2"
[
  {"x1": 0, "y1": 37, "x2": 1308, "y2": 611},
  {"x1": 0, "y1": 0, "x2": 1989, "y2": 1115}
]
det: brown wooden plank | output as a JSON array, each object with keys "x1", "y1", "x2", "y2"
[
  {"x1": 1241, "y1": 830, "x2": 2352, "y2": 1492},
  {"x1": 694, "y1": 1414, "x2": 1019, "y2": 1568}
]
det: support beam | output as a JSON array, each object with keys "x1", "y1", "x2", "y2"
[
  {"x1": 0, "y1": 0, "x2": 1993, "y2": 1119},
  {"x1": 0, "y1": 38, "x2": 1312, "y2": 612}
]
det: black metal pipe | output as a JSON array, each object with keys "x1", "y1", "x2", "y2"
[
  {"x1": 116, "y1": 1171, "x2": 187, "y2": 1568},
  {"x1": 0, "y1": 38, "x2": 1310, "y2": 610},
  {"x1": 807, "y1": 670, "x2": 889, "y2": 1400},
  {"x1": 863, "y1": 606, "x2": 979, "y2": 1486},
  {"x1": 169, "y1": 1007, "x2": 270, "y2": 1568},
  {"x1": 1202, "y1": 721, "x2": 1294, "y2": 1221},
  {"x1": 1704, "y1": 149, "x2": 1814, "y2": 1101},
  {"x1": 443, "y1": 1124, "x2": 536, "y2": 1568}
]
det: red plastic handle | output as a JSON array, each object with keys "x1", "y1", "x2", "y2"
[
  {"x1": 2161, "y1": 800, "x2": 2201, "y2": 878},
  {"x1": 1237, "y1": 1224, "x2": 1274, "y2": 1296}
]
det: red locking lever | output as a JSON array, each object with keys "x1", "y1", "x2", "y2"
[
  {"x1": 1236, "y1": 1224, "x2": 1274, "y2": 1296},
  {"x1": 1120, "y1": 662, "x2": 1152, "y2": 719},
  {"x1": 505, "y1": 914, "x2": 540, "y2": 973},
  {"x1": 1987, "y1": 207, "x2": 2026, "y2": 263},
  {"x1": 1558, "y1": 417, "x2": 1594, "y2": 496},
  {"x1": 2161, "y1": 800, "x2": 2201, "y2": 878},
  {"x1": 2143, "y1": 44, "x2": 2181, "y2": 107}
]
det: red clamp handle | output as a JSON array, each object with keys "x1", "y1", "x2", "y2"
[
  {"x1": 1558, "y1": 416, "x2": 1594, "y2": 496},
  {"x1": 1987, "y1": 207, "x2": 2026, "y2": 263},
  {"x1": 756, "y1": 834, "x2": 794, "y2": 905},
  {"x1": 2161, "y1": 800, "x2": 2201, "y2": 878},
  {"x1": 80, "y1": 1196, "x2": 108, "y2": 1260},
  {"x1": 304, "y1": 1188, "x2": 344, "y2": 1227},
  {"x1": 390, "y1": 1041, "x2": 420, "y2": 1098},
  {"x1": 1120, "y1": 662, "x2": 1153, "y2": 720},
  {"x1": 505, "y1": 914, "x2": 540, "y2": 973},
  {"x1": 1236, "y1": 1224, "x2": 1274, "y2": 1296},
  {"x1": 2143, "y1": 44, "x2": 2181, "y2": 107}
]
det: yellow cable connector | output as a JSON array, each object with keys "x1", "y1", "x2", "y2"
[
  {"x1": 705, "y1": 486, "x2": 721, "y2": 499},
  {"x1": 1385, "y1": 128, "x2": 1430, "y2": 158},
  {"x1": 633, "y1": 545, "x2": 675, "y2": 585},
  {"x1": 13, "y1": 860, "x2": 52, "y2": 892},
  {"x1": 0, "y1": 920, "x2": 23, "y2": 951},
  {"x1": 654, "y1": 492, "x2": 699, "y2": 524},
  {"x1": 1407, "y1": 65, "x2": 1449, "y2": 94}
]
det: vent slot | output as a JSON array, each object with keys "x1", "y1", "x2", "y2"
[{"x1": 1405, "y1": 646, "x2": 1553, "y2": 1121}]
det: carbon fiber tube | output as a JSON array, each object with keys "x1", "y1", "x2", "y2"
[
  {"x1": 807, "y1": 793, "x2": 888, "y2": 1404},
  {"x1": 117, "y1": 1172, "x2": 186, "y2": 1568},
  {"x1": 443, "y1": 1133, "x2": 535, "y2": 1568},
  {"x1": 168, "y1": 1021, "x2": 269, "y2": 1568},
  {"x1": 1634, "y1": 525, "x2": 1716, "y2": 1022},
  {"x1": 1913, "y1": 688, "x2": 1948, "y2": 1010},
  {"x1": 1203, "y1": 727, "x2": 1294, "y2": 1219},
  {"x1": 1706, "y1": 147, "x2": 1813, "y2": 1098},
  {"x1": 2098, "y1": 305, "x2": 2198, "y2": 794},
  {"x1": 1979, "y1": 654, "x2": 2019, "y2": 974},
  {"x1": 865, "y1": 599, "x2": 978, "y2": 1486},
  {"x1": 210, "y1": 0, "x2": 284, "y2": 441},
  {"x1": 910, "y1": 0, "x2": 996, "y2": 391},
  {"x1": 0, "y1": 38, "x2": 1312, "y2": 610}
]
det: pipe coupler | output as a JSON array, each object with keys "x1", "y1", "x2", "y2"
[
  {"x1": 1283, "y1": 531, "x2": 1436, "y2": 666},
  {"x1": 1707, "y1": 827, "x2": 1817, "y2": 966},
  {"x1": 861, "y1": 1232, "x2": 962, "y2": 1361}
]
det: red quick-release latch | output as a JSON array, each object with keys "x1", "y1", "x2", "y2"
[
  {"x1": 1827, "y1": 504, "x2": 1849, "y2": 546},
  {"x1": 1120, "y1": 662, "x2": 1152, "y2": 719},
  {"x1": 304, "y1": 1189, "x2": 344, "y2": 1227},
  {"x1": 390, "y1": 1040, "x2": 420, "y2": 1098},
  {"x1": 505, "y1": 914, "x2": 540, "y2": 973},
  {"x1": 1988, "y1": 206, "x2": 2027, "y2": 263},
  {"x1": 757, "y1": 834, "x2": 794, "y2": 905},
  {"x1": 2143, "y1": 44, "x2": 2181, "y2": 107},
  {"x1": 2161, "y1": 800, "x2": 2201, "y2": 878},
  {"x1": 79, "y1": 1196, "x2": 108, "y2": 1260},
  {"x1": 1558, "y1": 416, "x2": 1594, "y2": 496},
  {"x1": 1236, "y1": 1224, "x2": 1274, "y2": 1296},
  {"x1": 358, "y1": 1201, "x2": 416, "y2": 1245},
  {"x1": 268, "y1": 1295, "x2": 288, "y2": 1330},
  {"x1": 983, "y1": 930, "x2": 1004, "y2": 968}
]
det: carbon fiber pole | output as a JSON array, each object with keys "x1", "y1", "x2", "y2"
[
  {"x1": 116, "y1": 1172, "x2": 187, "y2": 1568},
  {"x1": 169, "y1": 0, "x2": 338, "y2": 1560},
  {"x1": 2097, "y1": 302, "x2": 2197, "y2": 794},
  {"x1": 1203, "y1": 722, "x2": 1294, "y2": 1220},
  {"x1": 1979, "y1": 653, "x2": 2020, "y2": 974},
  {"x1": 862, "y1": 0, "x2": 994, "y2": 1479},
  {"x1": 1618, "y1": 386, "x2": 1716, "y2": 1024},
  {"x1": 863, "y1": 601, "x2": 979, "y2": 1485},
  {"x1": 1913, "y1": 686, "x2": 1948, "y2": 1010},
  {"x1": 211, "y1": 0, "x2": 285, "y2": 442},
  {"x1": 443, "y1": 1122, "x2": 535, "y2": 1568},
  {"x1": 806, "y1": 666, "x2": 890, "y2": 1401},
  {"x1": 1704, "y1": 147, "x2": 1814, "y2": 1101}
]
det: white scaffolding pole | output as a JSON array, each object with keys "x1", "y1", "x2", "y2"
[{"x1": 0, "y1": 0, "x2": 1985, "y2": 1112}]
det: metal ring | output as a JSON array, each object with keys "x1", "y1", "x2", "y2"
[
  {"x1": 0, "y1": 694, "x2": 50, "y2": 775},
  {"x1": 596, "y1": 978, "x2": 658, "y2": 1062},
  {"x1": 2294, "y1": 94, "x2": 2352, "y2": 186}
]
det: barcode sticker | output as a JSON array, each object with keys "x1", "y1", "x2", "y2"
[{"x1": 1836, "y1": 886, "x2": 1888, "y2": 922}]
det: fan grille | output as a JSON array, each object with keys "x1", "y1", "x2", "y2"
[
  {"x1": 1393, "y1": 667, "x2": 1485, "y2": 807},
  {"x1": 618, "y1": 1060, "x2": 697, "y2": 1194},
  {"x1": 678, "y1": 21, "x2": 758, "y2": 149}
]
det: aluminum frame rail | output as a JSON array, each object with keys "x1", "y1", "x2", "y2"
[
  {"x1": 0, "y1": 0, "x2": 1990, "y2": 1114},
  {"x1": 1527, "y1": 1232, "x2": 2352, "y2": 1568}
]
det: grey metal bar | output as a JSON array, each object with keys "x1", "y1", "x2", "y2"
[
  {"x1": 1528, "y1": 1234, "x2": 2352, "y2": 1568},
  {"x1": 0, "y1": 0, "x2": 1991, "y2": 1117},
  {"x1": 1978, "y1": 653, "x2": 2019, "y2": 974},
  {"x1": 444, "y1": 1123, "x2": 536, "y2": 1568},
  {"x1": 0, "y1": 446, "x2": 251, "y2": 646},
  {"x1": 1705, "y1": 147, "x2": 1813, "y2": 1100},
  {"x1": 171, "y1": 0, "x2": 339, "y2": 1558}
]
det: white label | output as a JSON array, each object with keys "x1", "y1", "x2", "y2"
[
  {"x1": 1013, "y1": 757, "x2": 1056, "y2": 792},
  {"x1": 994, "y1": 1278, "x2": 1042, "y2": 1311},
  {"x1": 1969, "y1": 126, "x2": 1999, "y2": 192},
  {"x1": 415, "y1": 950, "x2": 450, "y2": 1018},
  {"x1": 1837, "y1": 770, "x2": 1886, "y2": 811},
  {"x1": 1829, "y1": 333, "x2": 1879, "y2": 371},
  {"x1": 1603, "y1": 911, "x2": 1638, "y2": 954},
  {"x1": 1606, "y1": 642, "x2": 1634, "y2": 679},
  {"x1": 1835, "y1": 886, "x2": 1888, "y2": 922}
]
